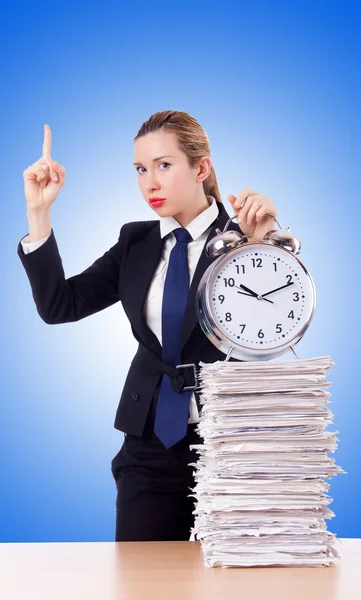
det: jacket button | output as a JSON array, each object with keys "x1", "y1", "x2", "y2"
[{"x1": 132, "y1": 392, "x2": 140, "y2": 402}]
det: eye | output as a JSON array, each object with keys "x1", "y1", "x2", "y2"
[{"x1": 135, "y1": 162, "x2": 171, "y2": 174}]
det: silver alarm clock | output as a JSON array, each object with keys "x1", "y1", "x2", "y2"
[{"x1": 196, "y1": 215, "x2": 316, "y2": 361}]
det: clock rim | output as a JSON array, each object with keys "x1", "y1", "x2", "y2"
[{"x1": 195, "y1": 240, "x2": 316, "y2": 361}]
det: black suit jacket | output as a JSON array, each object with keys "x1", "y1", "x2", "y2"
[{"x1": 17, "y1": 200, "x2": 243, "y2": 436}]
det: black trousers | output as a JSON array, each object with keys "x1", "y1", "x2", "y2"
[{"x1": 110, "y1": 383, "x2": 204, "y2": 541}]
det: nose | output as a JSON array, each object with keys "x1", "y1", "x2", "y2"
[{"x1": 145, "y1": 170, "x2": 161, "y2": 192}]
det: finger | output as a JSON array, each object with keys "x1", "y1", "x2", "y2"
[
  {"x1": 234, "y1": 188, "x2": 260, "y2": 209},
  {"x1": 34, "y1": 166, "x2": 48, "y2": 188},
  {"x1": 36, "y1": 166, "x2": 46, "y2": 182},
  {"x1": 251, "y1": 219, "x2": 276, "y2": 241},
  {"x1": 39, "y1": 162, "x2": 57, "y2": 189},
  {"x1": 227, "y1": 193, "x2": 254, "y2": 226},
  {"x1": 51, "y1": 160, "x2": 66, "y2": 184},
  {"x1": 239, "y1": 194, "x2": 268, "y2": 223},
  {"x1": 52, "y1": 160, "x2": 65, "y2": 175},
  {"x1": 227, "y1": 193, "x2": 252, "y2": 215},
  {"x1": 227, "y1": 192, "x2": 261, "y2": 228},
  {"x1": 245, "y1": 199, "x2": 262, "y2": 225},
  {"x1": 24, "y1": 163, "x2": 48, "y2": 181},
  {"x1": 41, "y1": 155, "x2": 58, "y2": 182},
  {"x1": 255, "y1": 204, "x2": 277, "y2": 223},
  {"x1": 238, "y1": 194, "x2": 257, "y2": 223},
  {"x1": 227, "y1": 195, "x2": 243, "y2": 219},
  {"x1": 255, "y1": 206, "x2": 271, "y2": 222},
  {"x1": 38, "y1": 162, "x2": 51, "y2": 184},
  {"x1": 42, "y1": 124, "x2": 52, "y2": 158},
  {"x1": 23, "y1": 164, "x2": 37, "y2": 179},
  {"x1": 227, "y1": 189, "x2": 258, "y2": 209},
  {"x1": 37, "y1": 166, "x2": 52, "y2": 189},
  {"x1": 40, "y1": 163, "x2": 51, "y2": 176},
  {"x1": 227, "y1": 194, "x2": 238, "y2": 215}
]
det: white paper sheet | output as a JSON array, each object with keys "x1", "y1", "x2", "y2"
[{"x1": 188, "y1": 355, "x2": 345, "y2": 568}]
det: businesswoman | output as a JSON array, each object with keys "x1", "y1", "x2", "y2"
[{"x1": 19, "y1": 110, "x2": 278, "y2": 542}]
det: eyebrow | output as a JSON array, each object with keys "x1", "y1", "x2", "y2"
[{"x1": 133, "y1": 155, "x2": 175, "y2": 166}]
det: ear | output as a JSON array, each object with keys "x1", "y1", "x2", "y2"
[{"x1": 196, "y1": 156, "x2": 212, "y2": 182}]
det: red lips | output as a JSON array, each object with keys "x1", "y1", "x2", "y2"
[{"x1": 149, "y1": 197, "x2": 166, "y2": 206}]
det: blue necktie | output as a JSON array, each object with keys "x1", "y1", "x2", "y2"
[{"x1": 154, "y1": 227, "x2": 193, "y2": 449}]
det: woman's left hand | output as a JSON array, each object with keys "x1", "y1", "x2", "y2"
[{"x1": 227, "y1": 188, "x2": 278, "y2": 241}]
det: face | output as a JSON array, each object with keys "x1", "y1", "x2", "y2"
[{"x1": 133, "y1": 130, "x2": 212, "y2": 227}]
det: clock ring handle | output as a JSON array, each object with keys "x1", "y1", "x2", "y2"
[{"x1": 221, "y1": 213, "x2": 283, "y2": 235}]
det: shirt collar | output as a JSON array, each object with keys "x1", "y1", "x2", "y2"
[{"x1": 159, "y1": 195, "x2": 219, "y2": 241}]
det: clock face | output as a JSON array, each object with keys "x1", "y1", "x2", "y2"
[{"x1": 206, "y1": 243, "x2": 315, "y2": 352}]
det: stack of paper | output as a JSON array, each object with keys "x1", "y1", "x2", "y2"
[{"x1": 189, "y1": 355, "x2": 345, "y2": 568}]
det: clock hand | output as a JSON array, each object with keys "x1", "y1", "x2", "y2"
[
  {"x1": 237, "y1": 290, "x2": 256, "y2": 297},
  {"x1": 238, "y1": 283, "x2": 260, "y2": 297},
  {"x1": 261, "y1": 282, "x2": 295, "y2": 298},
  {"x1": 235, "y1": 284, "x2": 274, "y2": 304}
]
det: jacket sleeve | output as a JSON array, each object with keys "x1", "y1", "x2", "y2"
[
  {"x1": 17, "y1": 225, "x2": 126, "y2": 324},
  {"x1": 21, "y1": 233, "x2": 52, "y2": 253}
]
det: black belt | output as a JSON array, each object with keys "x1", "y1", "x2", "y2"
[
  {"x1": 158, "y1": 361, "x2": 199, "y2": 393},
  {"x1": 131, "y1": 345, "x2": 199, "y2": 393}
]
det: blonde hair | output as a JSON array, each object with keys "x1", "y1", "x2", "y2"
[{"x1": 133, "y1": 110, "x2": 222, "y2": 203}]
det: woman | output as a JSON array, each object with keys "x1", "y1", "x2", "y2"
[{"x1": 19, "y1": 110, "x2": 278, "y2": 541}]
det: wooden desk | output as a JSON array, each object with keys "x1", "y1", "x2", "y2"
[{"x1": 0, "y1": 539, "x2": 359, "y2": 599}]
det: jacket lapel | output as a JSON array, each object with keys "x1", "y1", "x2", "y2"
[
  {"x1": 126, "y1": 222, "x2": 165, "y2": 357},
  {"x1": 180, "y1": 200, "x2": 233, "y2": 351}
]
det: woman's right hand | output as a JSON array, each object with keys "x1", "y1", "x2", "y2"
[{"x1": 23, "y1": 124, "x2": 66, "y2": 212}]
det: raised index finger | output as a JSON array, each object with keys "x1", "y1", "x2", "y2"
[{"x1": 42, "y1": 124, "x2": 52, "y2": 157}]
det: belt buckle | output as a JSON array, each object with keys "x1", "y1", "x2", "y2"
[{"x1": 175, "y1": 363, "x2": 198, "y2": 391}]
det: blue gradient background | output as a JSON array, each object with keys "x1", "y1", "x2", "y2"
[{"x1": 1, "y1": 1, "x2": 359, "y2": 542}]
